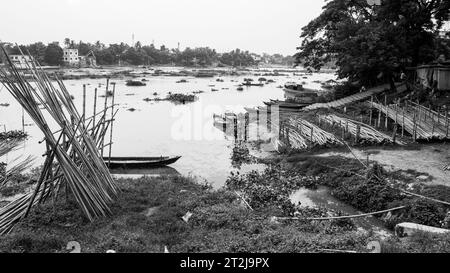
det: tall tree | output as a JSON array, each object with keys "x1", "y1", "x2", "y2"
[
  {"x1": 27, "y1": 42, "x2": 47, "y2": 64},
  {"x1": 44, "y1": 42, "x2": 63, "y2": 66},
  {"x1": 296, "y1": 0, "x2": 450, "y2": 87}
]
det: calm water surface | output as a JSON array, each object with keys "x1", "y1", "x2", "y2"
[{"x1": 0, "y1": 67, "x2": 336, "y2": 187}]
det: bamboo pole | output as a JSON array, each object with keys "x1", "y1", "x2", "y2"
[
  {"x1": 244, "y1": 113, "x2": 249, "y2": 141},
  {"x1": 82, "y1": 84, "x2": 86, "y2": 124},
  {"x1": 100, "y1": 78, "x2": 110, "y2": 157},
  {"x1": 355, "y1": 125, "x2": 360, "y2": 143},
  {"x1": 108, "y1": 83, "x2": 116, "y2": 166},
  {"x1": 233, "y1": 117, "x2": 238, "y2": 140},
  {"x1": 256, "y1": 109, "x2": 260, "y2": 140},
  {"x1": 402, "y1": 105, "x2": 405, "y2": 137},
  {"x1": 413, "y1": 110, "x2": 417, "y2": 142},
  {"x1": 93, "y1": 88, "x2": 98, "y2": 130},
  {"x1": 384, "y1": 95, "x2": 388, "y2": 129},
  {"x1": 445, "y1": 106, "x2": 449, "y2": 138},
  {"x1": 377, "y1": 108, "x2": 381, "y2": 128}
]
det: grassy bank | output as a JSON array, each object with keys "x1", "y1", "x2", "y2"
[
  {"x1": 0, "y1": 175, "x2": 375, "y2": 253},
  {"x1": 1, "y1": 154, "x2": 449, "y2": 253},
  {"x1": 279, "y1": 154, "x2": 450, "y2": 228}
]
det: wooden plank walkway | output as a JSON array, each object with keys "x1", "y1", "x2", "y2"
[
  {"x1": 303, "y1": 83, "x2": 406, "y2": 111},
  {"x1": 371, "y1": 102, "x2": 450, "y2": 140}
]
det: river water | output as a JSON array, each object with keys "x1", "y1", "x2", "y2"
[{"x1": 0, "y1": 67, "x2": 337, "y2": 187}]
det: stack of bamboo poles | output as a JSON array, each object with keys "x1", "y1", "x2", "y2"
[
  {"x1": 269, "y1": 118, "x2": 308, "y2": 151},
  {"x1": 319, "y1": 114, "x2": 402, "y2": 145},
  {"x1": 371, "y1": 101, "x2": 449, "y2": 140},
  {"x1": 265, "y1": 114, "x2": 341, "y2": 151},
  {"x1": 1, "y1": 139, "x2": 34, "y2": 188},
  {"x1": 0, "y1": 48, "x2": 119, "y2": 234},
  {"x1": 288, "y1": 117, "x2": 342, "y2": 147}
]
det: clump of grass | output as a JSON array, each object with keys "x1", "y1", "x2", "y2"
[
  {"x1": 381, "y1": 232, "x2": 450, "y2": 253},
  {"x1": 0, "y1": 131, "x2": 28, "y2": 141},
  {"x1": 230, "y1": 144, "x2": 254, "y2": 169},
  {"x1": 166, "y1": 93, "x2": 197, "y2": 103}
]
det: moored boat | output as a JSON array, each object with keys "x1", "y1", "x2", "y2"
[
  {"x1": 126, "y1": 80, "x2": 146, "y2": 86},
  {"x1": 263, "y1": 101, "x2": 310, "y2": 109},
  {"x1": 103, "y1": 156, "x2": 181, "y2": 169}
]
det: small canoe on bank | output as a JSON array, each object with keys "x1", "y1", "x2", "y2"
[
  {"x1": 103, "y1": 156, "x2": 181, "y2": 169},
  {"x1": 263, "y1": 101, "x2": 310, "y2": 109}
]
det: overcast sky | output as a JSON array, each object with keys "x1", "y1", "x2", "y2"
[{"x1": 0, "y1": 0, "x2": 326, "y2": 55}]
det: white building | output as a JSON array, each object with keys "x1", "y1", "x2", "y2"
[{"x1": 63, "y1": 48, "x2": 80, "y2": 66}]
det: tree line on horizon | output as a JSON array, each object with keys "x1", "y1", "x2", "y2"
[{"x1": 0, "y1": 39, "x2": 294, "y2": 67}]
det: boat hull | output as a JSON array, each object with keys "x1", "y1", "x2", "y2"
[{"x1": 103, "y1": 156, "x2": 181, "y2": 169}]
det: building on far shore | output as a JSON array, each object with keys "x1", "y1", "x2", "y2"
[
  {"x1": 63, "y1": 48, "x2": 99, "y2": 67},
  {"x1": 63, "y1": 48, "x2": 80, "y2": 66},
  {"x1": 9, "y1": 54, "x2": 34, "y2": 69}
]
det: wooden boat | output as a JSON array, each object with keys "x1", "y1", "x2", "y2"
[
  {"x1": 195, "y1": 72, "x2": 215, "y2": 78},
  {"x1": 242, "y1": 82, "x2": 264, "y2": 87},
  {"x1": 283, "y1": 88, "x2": 319, "y2": 97},
  {"x1": 126, "y1": 80, "x2": 146, "y2": 86},
  {"x1": 244, "y1": 106, "x2": 301, "y2": 114},
  {"x1": 263, "y1": 101, "x2": 310, "y2": 109},
  {"x1": 103, "y1": 156, "x2": 181, "y2": 169}
]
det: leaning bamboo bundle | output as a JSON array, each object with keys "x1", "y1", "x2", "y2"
[
  {"x1": 284, "y1": 127, "x2": 308, "y2": 150},
  {"x1": 0, "y1": 139, "x2": 20, "y2": 157},
  {"x1": 0, "y1": 156, "x2": 34, "y2": 187},
  {"x1": 0, "y1": 186, "x2": 50, "y2": 234},
  {"x1": 0, "y1": 48, "x2": 118, "y2": 234},
  {"x1": 270, "y1": 119, "x2": 308, "y2": 150},
  {"x1": 319, "y1": 114, "x2": 401, "y2": 145}
]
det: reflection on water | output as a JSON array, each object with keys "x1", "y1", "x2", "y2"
[
  {"x1": 110, "y1": 166, "x2": 181, "y2": 176},
  {"x1": 290, "y1": 186, "x2": 392, "y2": 237},
  {"x1": 0, "y1": 67, "x2": 336, "y2": 187}
]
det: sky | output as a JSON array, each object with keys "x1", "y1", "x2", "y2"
[{"x1": 0, "y1": 0, "x2": 326, "y2": 55}]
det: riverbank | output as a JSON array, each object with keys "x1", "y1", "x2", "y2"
[
  {"x1": 0, "y1": 175, "x2": 370, "y2": 253},
  {"x1": 1, "y1": 165, "x2": 449, "y2": 253}
]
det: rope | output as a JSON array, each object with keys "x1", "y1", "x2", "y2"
[
  {"x1": 400, "y1": 190, "x2": 450, "y2": 206},
  {"x1": 275, "y1": 206, "x2": 407, "y2": 221}
]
